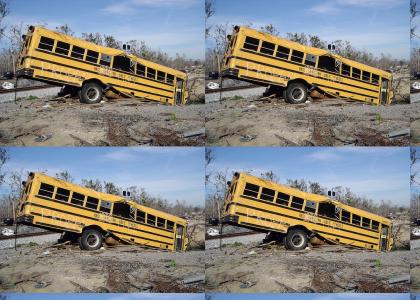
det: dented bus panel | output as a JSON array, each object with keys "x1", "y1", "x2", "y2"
[
  {"x1": 222, "y1": 172, "x2": 393, "y2": 251},
  {"x1": 16, "y1": 26, "x2": 188, "y2": 105},
  {"x1": 221, "y1": 26, "x2": 393, "y2": 105},
  {"x1": 16, "y1": 172, "x2": 189, "y2": 252}
]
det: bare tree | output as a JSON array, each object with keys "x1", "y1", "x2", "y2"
[
  {"x1": 0, "y1": 148, "x2": 8, "y2": 186},
  {"x1": 55, "y1": 170, "x2": 74, "y2": 182},
  {"x1": 260, "y1": 170, "x2": 279, "y2": 183},
  {"x1": 205, "y1": 0, "x2": 215, "y2": 38},
  {"x1": 205, "y1": 148, "x2": 215, "y2": 183},
  {"x1": 412, "y1": 0, "x2": 419, "y2": 39},
  {"x1": 56, "y1": 24, "x2": 74, "y2": 36},
  {"x1": 0, "y1": 0, "x2": 9, "y2": 39},
  {"x1": 412, "y1": 148, "x2": 419, "y2": 185},
  {"x1": 260, "y1": 24, "x2": 279, "y2": 36},
  {"x1": 81, "y1": 178, "x2": 103, "y2": 192}
]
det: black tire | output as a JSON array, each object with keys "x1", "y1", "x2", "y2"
[
  {"x1": 80, "y1": 229, "x2": 103, "y2": 251},
  {"x1": 285, "y1": 228, "x2": 308, "y2": 250},
  {"x1": 284, "y1": 82, "x2": 308, "y2": 104},
  {"x1": 79, "y1": 82, "x2": 103, "y2": 104}
]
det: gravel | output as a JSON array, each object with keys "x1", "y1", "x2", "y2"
[
  {"x1": 205, "y1": 86, "x2": 265, "y2": 103},
  {"x1": 205, "y1": 233, "x2": 266, "y2": 249}
]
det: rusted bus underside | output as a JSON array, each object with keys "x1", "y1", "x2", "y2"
[
  {"x1": 17, "y1": 26, "x2": 188, "y2": 105},
  {"x1": 17, "y1": 172, "x2": 188, "y2": 252},
  {"x1": 222, "y1": 26, "x2": 393, "y2": 105},
  {"x1": 222, "y1": 172, "x2": 393, "y2": 251}
]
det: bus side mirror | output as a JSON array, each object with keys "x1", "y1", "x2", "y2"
[
  {"x1": 328, "y1": 191, "x2": 335, "y2": 197},
  {"x1": 22, "y1": 181, "x2": 26, "y2": 186},
  {"x1": 123, "y1": 191, "x2": 131, "y2": 197},
  {"x1": 227, "y1": 181, "x2": 231, "y2": 187}
]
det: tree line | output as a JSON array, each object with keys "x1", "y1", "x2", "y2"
[
  {"x1": 0, "y1": 149, "x2": 201, "y2": 220},
  {"x1": 0, "y1": 1, "x2": 201, "y2": 75},
  {"x1": 205, "y1": 0, "x2": 407, "y2": 73},
  {"x1": 205, "y1": 150, "x2": 407, "y2": 220}
]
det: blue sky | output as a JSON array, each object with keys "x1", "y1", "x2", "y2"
[
  {"x1": 209, "y1": 294, "x2": 409, "y2": 300},
  {"x1": 2, "y1": 0, "x2": 204, "y2": 59},
  {"x1": 207, "y1": 147, "x2": 410, "y2": 207},
  {"x1": 207, "y1": 0, "x2": 409, "y2": 59},
  {"x1": 4, "y1": 294, "x2": 204, "y2": 300},
  {"x1": 0, "y1": 147, "x2": 204, "y2": 207}
]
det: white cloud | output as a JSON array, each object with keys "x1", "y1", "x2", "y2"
[
  {"x1": 307, "y1": 1, "x2": 340, "y2": 15},
  {"x1": 307, "y1": 0, "x2": 405, "y2": 15},
  {"x1": 102, "y1": 0, "x2": 199, "y2": 15}
]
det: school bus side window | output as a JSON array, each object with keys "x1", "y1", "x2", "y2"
[
  {"x1": 305, "y1": 200, "x2": 317, "y2": 213},
  {"x1": 372, "y1": 74, "x2": 380, "y2": 84},
  {"x1": 113, "y1": 202, "x2": 131, "y2": 218},
  {"x1": 38, "y1": 36, "x2": 54, "y2": 51},
  {"x1": 341, "y1": 210, "x2": 351, "y2": 223},
  {"x1": 157, "y1": 71, "x2": 166, "y2": 82},
  {"x1": 352, "y1": 67, "x2": 361, "y2": 79},
  {"x1": 136, "y1": 64, "x2": 146, "y2": 76},
  {"x1": 99, "y1": 200, "x2": 112, "y2": 213},
  {"x1": 305, "y1": 54, "x2": 317, "y2": 67},
  {"x1": 290, "y1": 196, "x2": 304, "y2": 210},
  {"x1": 318, "y1": 202, "x2": 338, "y2": 219},
  {"x1": 137, "y1": 210, "x2": 146, "y2": 223},
  {"x1": 260, "y1": 41, "x2": 275, "y2": 55},
  {"x1": 372, "y1": 220, "x2": 379, "y2": 230},
  {"x1": 318, "y1": 56, "x2": 336, "y2": 72},
  {"x1": 167, "y1": 220, "x2": 174, "y2": 231},
  {"x1": 362, "y1": 217, "x2": 371, "y2": 228},
  {"x1": 276, "y1": 191, "x2": 290, "y2": 206},
  {"x1": 362, "y1": 71, "x2": 371, "y2": 82},
  {"x1": 71, "y1": 46, "x2": 85, "y2": 60},
  {"x1": 55, "y1": 188, "x2": 70, "y2": 202},
  {"x1": 147, "y1": 67, "x2": 156, "y2": 79},
  {"x1": 341, "y1": 63, "x2": 351, "y2": 76},
  {"x1": 113, "y1": 55, "x2": 131, "y2": 72},
  {"x1": 157, "y1": 217, "x2": 165, "y2": 228},
  {"x1": 167, "y1": 74, "x2": 174, "y2": 85},
  {"x1": 291, "y1": 50, "x2": 304, "y2": 63},
  {"x1": 71, "y1": 192, "x2": 85, "y2": 206},
  {"x1": 100, "y1": 54, "x2": 112, "y2": 67},
  {"x1": 86, "y1": 196, "x2": 99, "y2": 210},
  {"x1": 55, "y1": 41, "x2": 70, "y2": 56},
  {"x1": 243, "y1": 183, "x2": 259, "y2": 198},
  {"x1": 243, "y1": 36, "x2": 259, "y2": 51},
  {"x1": 276, "y1": 45, "x2": 290, "y2": 60},
  {"x1": 352, "y1": 214, "x2": 361, "y2": 226},
  {"x1": 86, "y1": 50, "x2": 99, "y2": 63},
  {"x1": 147, "y1": 214, "x2": 156, "y2": 226},
  {"x1": 39, "y1": 183, "x2": 54, "y2": 198},
  {"x1": 260, "y1": 187, "x2": 275, "y2": 201}
]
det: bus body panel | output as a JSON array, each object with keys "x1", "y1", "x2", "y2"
[
  {"x1": 17, "y1": 26, "x2": 188, "y2": 105},
  {"x1": 222, "y1": 26, "x2": 393, "y2": 105},
  {"x1": 222, "y1": 172, "x2": 393, "y2": 251},
  {"x1": 16, "y1": 172, "x2": 188, "y2": 252}
]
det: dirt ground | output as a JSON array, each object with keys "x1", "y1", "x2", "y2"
[
  {"x1": 0, "y1": 244, "x2": 204, "y2": 293},
  {"x1": 206, "y1": 98, "x2": 411, "y2": 146},
  {"x1": 205, "y1": 215, "x2": 410, "y2": 293},
  {"x1": 0, "y1": 98, "x2": 205, "y2": 146},
  {"x1": 0, "y1": 68, "x2": 205, "y2": 147}
]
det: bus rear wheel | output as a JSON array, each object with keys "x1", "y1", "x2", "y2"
[
  {"x1": 80, "y1": 229, "x2": 103, "y2": 251},
  {"x1": 284, "y1": 82, "x2": 308, "y2": 104},
  {"x1": 285, "y1": 228, "x2": 308, "y2": 250},
  {"x1": 79, "y1": 82, "x2": 103, "y2": 104}
]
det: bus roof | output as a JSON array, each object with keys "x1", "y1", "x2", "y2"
[
  {"x1": 31, "y1": 172, "x2": 187, "y2": 225},
  {"x1": 235, "y1": 26, "x2": 392, "y2": 79},
  {"x1": 31, "y1": 26, "x2": 187, "y2": 79},
  {"x1": 236, "y1": 172, "x2": 392, "y2": 225}
]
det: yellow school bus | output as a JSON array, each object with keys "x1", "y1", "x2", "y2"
[
  {"x1": 222, "y1": 172, "x2": 393, "y2": 251},
  {"x1": 16, "y1": 172, "x2": 189, "y2": 251},
  {"x1": 16, "y1": 26, "x2": 188, "y2": 105},
  {"x1": 222, "y1": 26, "x2": 393, "y2": 105}
]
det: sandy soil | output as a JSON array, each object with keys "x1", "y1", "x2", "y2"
[
  {"x1": 205, "y1": 98, "x2": 411, "y2": 146},
  {"x1": 205, "y1": 215, "x2": 410, "y2": 293},
  {"x1": 0, "y1": 244, "x2": 204, "y2": 293},
  {"x1": 0, "y1": 69, "x2": 205, "y2": 147},
  {"x1": 0, "y1": 98, "x2": 205, "y2": 146}
]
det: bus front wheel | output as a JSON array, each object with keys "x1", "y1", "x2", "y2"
[
  {"x1": 79, "y1": 82, "x2": 103, "y2": 104},
  {"x1": 285, "y1": 228, "x2": 308, "y2": 250},
  {"x1": 284, "y1": 82, "x2": 308, "y2": 104},
  {"x1": 80, "y1": 229, "x2": 103, "y2": 251}
]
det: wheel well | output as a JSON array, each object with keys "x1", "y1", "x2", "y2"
[
  {"x1": 287, "y1": 79, "x2": 311, "y2": 90},
  {"x1": 82, "y1": 79, "x2": 105, "y2": 89},
  {"x1": 287, "y1": 225, "x2": 311, "y2": 236},
  {"x1": 82, "y1": 225, "x2": 105, "y2": 236}
]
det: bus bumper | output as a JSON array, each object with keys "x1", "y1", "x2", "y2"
[
  {"x1": 16, "y1": 68, "x2": 34, "y2": 78},
  {"x1": 16, "y1": 214, "x2": 34, "y2": 225},
  {"x1": 221, "y1": 215, "x2": 239, "y2": 225},
  {"x1": 221, "y1": 68, "x2": 239, "y2": 78}
]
